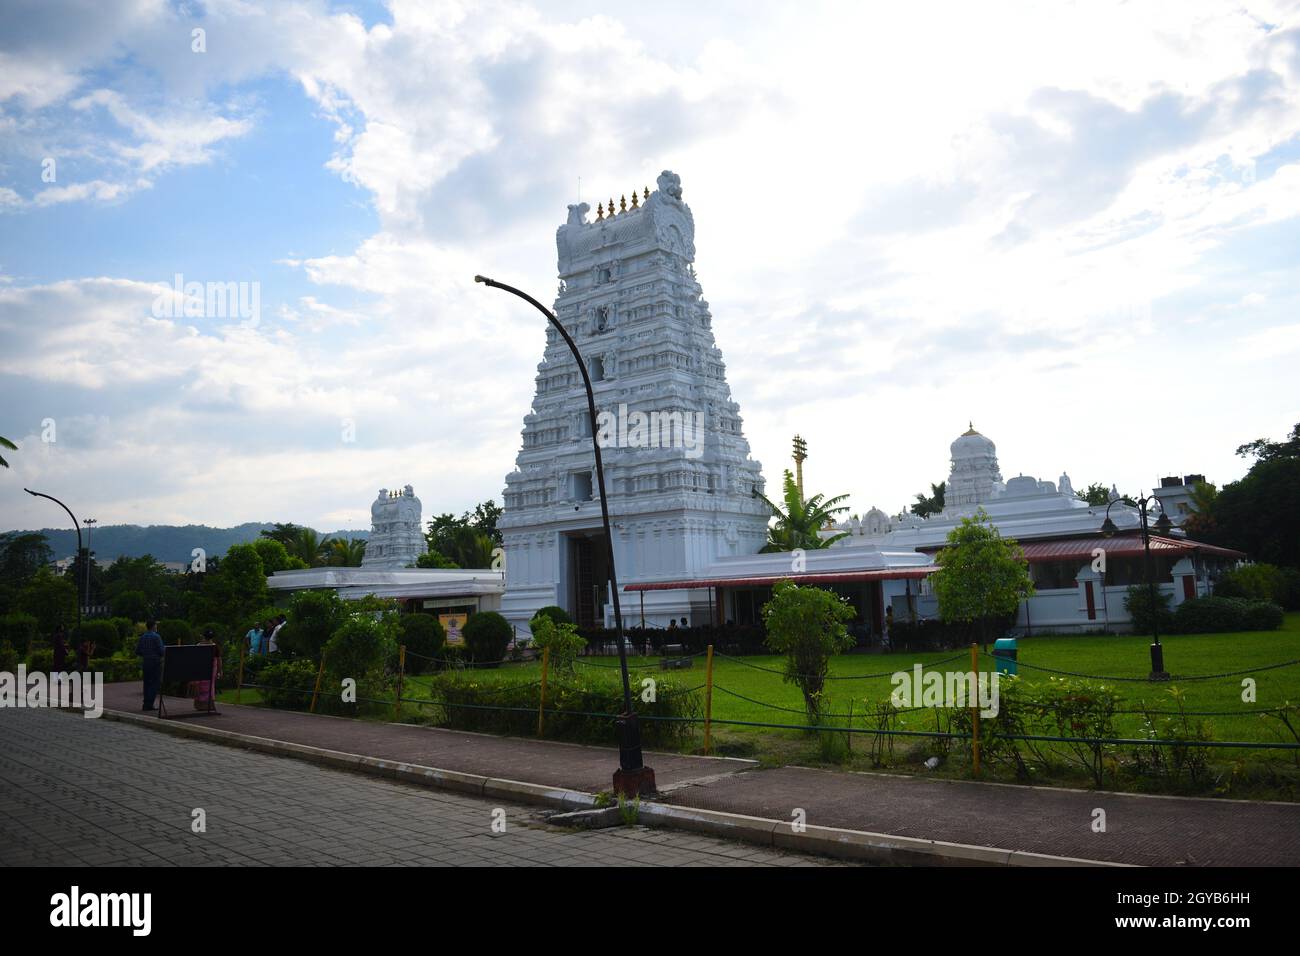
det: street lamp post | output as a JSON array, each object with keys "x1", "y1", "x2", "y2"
[
  {"x1": 84, "y1": 517, "x2": 97, "y2": 616},
  {"x1": 1101, "y1": 494, "x2": 1173, "y2": 681},
  {"x1": 24, "y1": 488, "x2": 83, "y2": 635},
  {"x1": 474, "y1": 274, "x2": 655, "y2": 796}
]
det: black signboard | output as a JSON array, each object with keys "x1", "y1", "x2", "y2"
[{"x1": 158, "y1": 644, "x2": 219, "y2": 719}]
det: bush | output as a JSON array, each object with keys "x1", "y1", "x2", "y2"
[
  {"x1": 111, "y1": 589, "x2": 150, "y2": 622},
  {"x1": 425, "y1": 671, "x2": 699, "y2": 748},
  {"x1": 1124, "y1": 586, "x2": 1174, "y2": 635},
  {"x1": 1172, "y1": 596, "x2": 1283, "y2": 633},
  {"x1": 0, "y1": 612, "x2": 39, "y2": 657},
  {"x1": 73, "y1": 620, "x2": 121, "y2": 657},
  {"x1": 105, "y1": 617, "x2": 137, "y2": 646},
  {"x1": 397, "y1": 614, "x2": 446, "y2": 674},
  {"x1": 531, "y1": 605, "x2": 573, "y2": 628},
  {"x1": 762, "y1": 580, "x2": 855, "y2": 721},
  {"x1": 529, "y1": 616, "x2": 585, "y2": 675},
  {"x1": 279, "y1": 590, "x2": 344, "y2": 659},
  {"x1": 323, "y1": 617, "x2": 392, "y2": 682},
  {"x1": 255, "y1": 659, "x2": 320, "y2": 710},
  {"x1": 0, "y1": 641, "x2": 18, "y2": 673},
  {"x1": 461, "y1": 611, "x2": 512, "y2": 666},
  {"x1": 26, "y1": 646, "x2": 54, "y2": 673},
  {"x1": 156, "y1": 618, "x2": 193, "y2": 647}
]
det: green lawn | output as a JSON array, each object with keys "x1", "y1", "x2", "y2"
[{"x1": 382, "y1": 613, "x2": 1300, "y2": 748}]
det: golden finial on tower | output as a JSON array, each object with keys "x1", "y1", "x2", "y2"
[
  {"x1": 630, "y1": 190, "x2": 639, "y2": 209},
  {"x1": 643, "y1": 186, "x2": 650, "y2": 201},
  {"x1": 619, "y1": 194, "x2": 627, "y2": 213},
  {"x1": 608, "y1": 197, "x2": 615, "y2": 216},
  {"x1": 596, "y1": 202, "x2": 604, "y2": 220}
]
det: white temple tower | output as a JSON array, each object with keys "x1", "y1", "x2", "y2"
[
  {"x1": 499, "y1": 171, "x2": 770, "y2": 631},
  {"x1": 361, "y1": 485, "x2": 424, "y2": 569},
  {"x1": 945, "y1": 424, "x2": 1004, "y2": 510}
]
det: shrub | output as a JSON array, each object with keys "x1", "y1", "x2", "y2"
[
  {"x1": 255, "y1": 659, "x2": 320, "y2": 710},
  {"x1": 323, "y1": 617, "x2": 392, "y2": 682},
  {"x1": 279, "y1": 590, "x2": 344, "y2": 659},
  {"x1": 0, "y1": 612, "x2": 39, "y2": 657},
  {"x1": 1214, "y1": 563, "x2": 1293, "y2": 608},
  {"x1": 461, "y1": 611, "x2": 512, "y2": 666},
  {"x1": 1031, "y1": 677, "x2": 1121, "y2": 787},
  {"x1": 105, "y1": 617, "x2": 136, "y2": 646},
  {"x1": 1124, "y1": 585, "x2": 1174, "y2": 635},
  {"x1": 73, "y1": 620, "x2": 121, "y2": 657},
  {"x1": 1172, "y1": 596, "x2": 1283, "y2": 633},
  {"x1": 26, "y1": 646, "x2": 54, "y2": 673},
  {"x1": 425, "y1": 671, "x2": 699, "y2": 748},
  {"x1": 529, "y1": 616, "x2": 585, "y2": 676},
  {"x1": 156, "y1": 618, "x2": 193, "y2": 647},
  {"x1": 0, "y1": 641, "x2": 18, "y2": 673},
  {"x1": 397, "y1": 614, "x2": 446, "y2": 674},
  {"x1": 531, "y1": 605, "x2": 573, "y2": 628}
]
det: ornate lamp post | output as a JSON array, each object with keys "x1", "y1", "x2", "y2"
[
  {"x1": 1100, "y1": 494, "x2": 1173, "y2": 680},
  {"x1": 24, "y1": 488, "x2": 83, "y2": 635},
  {"x1": 474, "y1": 274, "x2": 655, "y2": 796}
]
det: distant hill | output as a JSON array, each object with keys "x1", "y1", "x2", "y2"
[{"x1": 5, "y1": 523, "x2": 369, "y2": 563}]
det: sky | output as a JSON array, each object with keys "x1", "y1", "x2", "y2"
[{"x1": 1, "y1": 0, "x2": 1299, "y2": 535}]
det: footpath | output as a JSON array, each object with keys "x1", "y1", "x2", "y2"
[{"x1": 97, "y1": 681, "x2": 1300, "y2": 867}]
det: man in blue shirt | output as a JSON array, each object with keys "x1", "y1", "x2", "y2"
[{"x1": 136, "y1": 619, "x2": 166, "y2": 711}]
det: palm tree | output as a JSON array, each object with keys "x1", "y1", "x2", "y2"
[
  {"x1": 289, "y1": 527, "x2": 333, "y2": 567},
  {"x1": 912, "y1": 480, "x2": 946, "y2": 517},
  {"x1": 758, "y1": 469, "x2": 851, "y2": 552},
  {"x1": 0, "y1": 437, "x2": 16, "y2": 468},
  {"x1": 328, "y1": 537, "x2": 367, "y2": 567},
  {"x1": 449, "y1": 526, "x2": 496, "y2": 568}
]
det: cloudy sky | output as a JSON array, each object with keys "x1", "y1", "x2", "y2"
[{"x1": 2, "y1": 0, "x2": 1298, "y2": 536}]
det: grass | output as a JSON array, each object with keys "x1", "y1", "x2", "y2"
[{"x1": 218, "y1": 614, "x2": 1300, "y2": 797}]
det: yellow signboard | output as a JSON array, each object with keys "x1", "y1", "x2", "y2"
[{"x1": 440, "y1": 613, "x2": 465, "y2": 646}]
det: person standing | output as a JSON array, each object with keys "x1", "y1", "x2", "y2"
[
  {"x1": 245, "y1": 621, "x2": 264, "y2": 657},
  {"x1": 136, "y1": 620, "x2": 165, "y2": 711},
  {"x1": 266, "y1": 614, "x2": 286, "y2": 655},
  {"x1": 190, "y1": 628, "x2": 222, "y2": 711},
  {"x1": 77, "y1": 635, "x2": 95, "y2": 672},
  {"x1": 51, "y1": 623, "x2": 68, "y2": 673}
]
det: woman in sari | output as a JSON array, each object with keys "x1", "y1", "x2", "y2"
[{"x1": 190, "y1": 629, "x2": 223, "y2": 710}]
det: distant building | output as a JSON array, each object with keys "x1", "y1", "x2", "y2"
[{"x1": 361, "y1": 485, "x2": 424, "y2": 569}]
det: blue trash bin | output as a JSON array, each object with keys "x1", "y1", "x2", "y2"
[{"x1": 992, "y1": 637, "x2": 1018, "y2": 676}]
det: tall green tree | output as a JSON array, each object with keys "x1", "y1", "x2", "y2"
[
  {"x1": 191, "y1": 543, "x2": 268, "y2": 628},
  {"x1": 287, "y1": 527, "x2": 333, "y2": 567},
  {"x1": 758, "y1": 470, "x2": 850, "y2": 552},
  {"x1": 260, "y1": 523, "x2": 306, "y2": 547},
  {"x1": 17, "y1": 567, "x2": 78, "y2": 632},
  {"x1": 1198, "y1": 423, "x2": 1300, "y2": 567},
  {"x1": 911, "y1": 480, "x2": 946, "y2": 518},
  {"x1": 931, "y1": 509, "x2": 1035, "y2": 649}
]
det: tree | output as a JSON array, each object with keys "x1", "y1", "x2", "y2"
[
  {"x1": 278, "y1": 589, "x2": 345, "y2": 659},
  {"x1": 260, "y1": 523, "x2": 306, "y2": 547},
  {"x1": 251, "y1": 537, "x2": 303, "y2": 575},
  {"x1": 16, "y1": 567, "x2": 78, "y2": 633},
  {"x1": 931, "y1": 509, "x2": 1034, "y2": 649},
  {"x1": 762, "y1": 580, "x2": 855, "y2": 722},
  {"x1": 0, "y1": 436, "x2": 16, "y2": 468},
  {"x1": 1197, "y1": 423, "x2": 1300, "y2": 568},
  {"x1": 0, "y1": 532, "x2": 53, "y2": 616},
  {"x1": 758, "y1": 470, "x2": 850, "y2": 552},
  {"x1": 191, "y1": 544, "x2": 268, "y2": 628},
  {"x1": 287, "y1": 527, "x2": 333, "y2": 567},
  {"x1": 327, "y1": 537, "x2": 367, "y2": 567},
  {"x1": 1075, "y1": 483, "x2": 1135, "y2": 506},
  {"x1": 415, "y1": 550, "x2": 459, "y2": 569},
  {"x1": 911, "y1": 481, "x2": 946, "y2": 518}
]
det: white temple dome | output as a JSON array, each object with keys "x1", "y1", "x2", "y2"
[{"x1": 950, "y1": 423, "x2": 996, "y2": 459}]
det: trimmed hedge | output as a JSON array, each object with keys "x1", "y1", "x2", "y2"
[
  {"x1": 397, "y1": 614, "x2": 445, "y2": 675},
  {"x1": 421, "y1": 672, "x2": 700, "y2": 748},
  {"x1": 156, "y1": 618, "x2": 193, "y2": 647},
  {"x1": 1172, "y1": 596, "x2": 1283, "y2": 634},
  {"x1": 73, "y1": 620, "x2": 121, "y2": 656},
  {"x1": 530, "y1": 605, "x2": 573, "y2": 627}
]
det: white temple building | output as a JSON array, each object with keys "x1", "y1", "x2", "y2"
[
  {"x1": 498, "y1": 171, "x2": 770, "y2": 634},
  {"x1": 360, "y1": 485, "x2": 425, "y2": 569}
]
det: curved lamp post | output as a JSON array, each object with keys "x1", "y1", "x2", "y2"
[
  {"x1": 24, "y1": 488, "x2": 83, "y2": 635},
  {"x1": 1101, "y1": 494, "x2": 1173, "y2": 680},
  {"x1": 474, "y1": 274, "x2": 654, "y2": 796}
]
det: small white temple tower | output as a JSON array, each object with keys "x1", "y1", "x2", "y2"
[
  {"x1": 499, "y1": 172, "x2": 770, "y2": 631},
  {"x1": 361, "y1": 485, "x2": 424, "y2": 569}
]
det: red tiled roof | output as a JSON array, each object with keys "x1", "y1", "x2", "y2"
[
  {"x1": 625, "y1": 567, "x2": 936, "y2": 592},
  {"x1": 1013, "y1": 534, "x2": 1245, "y2": 563}
]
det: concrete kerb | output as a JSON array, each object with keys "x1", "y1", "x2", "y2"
[{"x1": 88, "y1": 705, "x2": 1127, "y2": 867}]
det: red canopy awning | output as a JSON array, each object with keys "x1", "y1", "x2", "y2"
[
  {"x1": 1010, "y1": 534, "x2": 1245, "y2": 563},
  {"x1": 624, "y1": 566, "x2": 936, "y2": 592}
]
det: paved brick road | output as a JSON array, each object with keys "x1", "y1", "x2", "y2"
[{"x1": 0, "y1": 707, "x2": 840, "y2": 867}]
